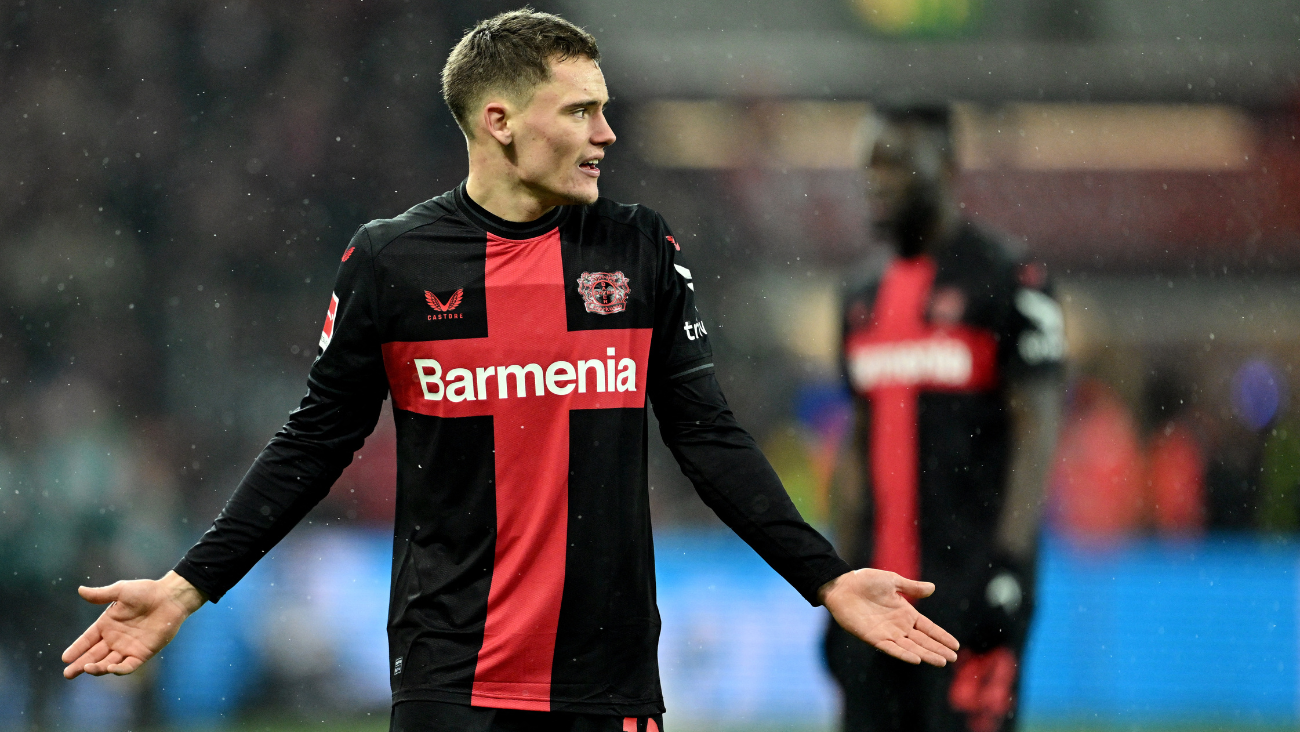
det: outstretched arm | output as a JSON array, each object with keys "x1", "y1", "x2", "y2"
[
  {"x1": 62, "y1": 571, "x2": 207, "y2": 678},
  {"x1": 652, "y1": 372, "x2": 958, "y2": 667},
  {"x1": 647, "y1": 218, "x2": 956, "y2": 666},
  {"x1": 996, "y1": 375, "x2": 1064, "y2": 563},
  {"x1": 173, "y1": 384, "x2": 384, "y2": 600},
  {"x1": 62, "y1": 380, "x2": 381, "y2": 678},
  {"x1": 64, "y1": 226, "x2": 387, "y2": 678}
]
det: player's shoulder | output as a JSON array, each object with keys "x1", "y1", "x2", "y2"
[
  {"x1": 952, "y1": 222, "x2": 1058, "y2": 304},
  {"x1": 950, "y1": 222, "x2": 1017, "y2": 262},
  {"x1": 357, "y1": 191, "x2": 459, "y2": 255},
  {"x1": 585, "y1": 196, "x2": 661, "y2": 228},
  {"x1": 947, "y1": 222, "x2": 1034, "y2": 289},
  {"x1": 580, "y1": 197, "x2": 672, "y2": 249}
]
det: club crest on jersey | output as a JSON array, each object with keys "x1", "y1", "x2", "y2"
[
  {"x1": 929, "y1": 286, "x2": 966, "y2": 325},
  {"x1": 426, "y1": 289, "x2": 464, "y2": 320},
  {"x1": 577, "y1": 271, "x2": 630, "y2": 315}
]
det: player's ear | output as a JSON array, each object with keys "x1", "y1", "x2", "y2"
[{"x1": 481, "y1": 100, "x2": 513, "y2": 146}]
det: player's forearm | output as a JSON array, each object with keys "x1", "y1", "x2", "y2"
[
  {"x1": 653, "y1": 374, "x2": 852, "y2": 605},
  {"x1": 994, "y1": 376, "x2": 1064, "y2": 563},
  {"x1": 174, "y1": 386, "x2": 383, "y2": 600},
  {"x1": 174, "y1": 459, "x2": 337, "y2": 600}
]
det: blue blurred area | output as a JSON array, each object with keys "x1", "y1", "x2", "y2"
[
  {"x1": 158, "y1": 529, "x2": 1300, "y2": 728},
  {"x1": 1022, "y1": 534, "x2": 1299, "y2": 726},
  {"x1": 654, "y1": 530, "x2": 839, "y2": 727},
  {"x1": 155, "y1": 530, "x2": 393, "y2": 724}
]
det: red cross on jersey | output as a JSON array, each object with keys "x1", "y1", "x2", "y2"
[
  {"x1": 382, "y1": 229, "x2": 653, "y2": 709},
  {"x1": 843, "y1": 256, "x2": 997, "y2": 581}
]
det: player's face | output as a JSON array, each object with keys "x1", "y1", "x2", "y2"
[
  {"x1": 865, "y1": 124, "x2": 915, "y2": 231},
  {"x1": 511, "y1": 56, "x2": 616, "y2": 206},
  {"x1": 865, "y1": 122, "x2": 951, "y2": 254}
]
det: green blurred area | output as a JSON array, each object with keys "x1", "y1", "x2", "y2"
[
  {"x1": 762, "y1": 423, "x2": 831, "y2": 527},
  {"x1": 848, "y1": 0, "x2": 982, "y2": 36},
  {"x1": 1259, "y1": 418, "x2": 1300, "y2": 531}
]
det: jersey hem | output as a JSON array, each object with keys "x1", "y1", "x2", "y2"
[{"x1": 391, "y1": 688, "x2": 666, "y2": 716}]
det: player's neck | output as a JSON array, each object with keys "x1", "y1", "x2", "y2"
[
  {"x1": 465, "y1": 155, "x2": 557, "y2": 224},
  {"x1": 901, "y1": 201, "x2": 962, "y2": 258}
]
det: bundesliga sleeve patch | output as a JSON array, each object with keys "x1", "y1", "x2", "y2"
[{"x1": 319, "y1": 292, "x2": 339, "y2": 350}]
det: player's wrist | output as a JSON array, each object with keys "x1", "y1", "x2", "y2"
[
  {"x1": 816, "y1": 570, "x2": 852, "y2": 605},
  {"x1": 159, "y1": 570, "x2": 208, "y2": 614}
]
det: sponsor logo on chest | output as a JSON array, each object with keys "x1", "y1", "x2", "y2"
[
  {"x1": 848, "y1": 338, "x2": 976, "y2": 391},
  {"x1": 411, "y1": 346, "x2": 639, "y2": 402}
]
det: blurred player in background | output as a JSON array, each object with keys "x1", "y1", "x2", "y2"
[
  {"x1": 61, "y1": 11, "x2": 959, "y2": 732},
  {"x1": 825, "y1": 107, "x2": 1066, "y2": 732}
]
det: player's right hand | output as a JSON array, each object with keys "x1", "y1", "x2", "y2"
[{"x1": 62, "y1": 570, "x2": 207, "y2": 679}]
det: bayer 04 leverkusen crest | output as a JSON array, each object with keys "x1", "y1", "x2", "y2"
[{"x1": 577, "y1": 271, "x2": 631, "y2": 315}]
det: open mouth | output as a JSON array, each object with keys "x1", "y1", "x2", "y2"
[{"x1": 579, "y1": 158, "x2": 601, "y2": 174}]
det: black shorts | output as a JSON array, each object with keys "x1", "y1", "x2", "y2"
[{"x1": 391, "y1": 700, "x2": 664, "y2": 732}]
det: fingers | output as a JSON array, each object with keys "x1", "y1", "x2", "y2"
[
  {"x1": 83, "y1": 639, "x2": 112, "y2": 666},
  {"x1": 63, "y1": 660, "x2": 85, "y2": 680},
  {"x1": 914, "y1": 613, "x2": 961, "y2": 652},
  {"x1": 106, "y1": 656, "x2": 145, "y2": 676},
  {"x1": 907, "y1": 627, "x2": 959, "y2": 664},
  {"x1": 65, "y1": 638, "x2": 112, "y2": 678},
  {"x1": 84, "y1": 651, "x2": 127, "y2": 677},
  {"x1": 874, "y1": 639, "x2": 922, "y2": 665},
  {"x1": 78, "y1": 583, "x2": 122, "y2": 605},
  {"x1": 892, "y1": 635, "x2": 950, "y2": 667},
  {"x1": 895, "y1": 576, "x2": 936, "y2": 600},
  {"x1": 61, "y1": 623, "x2": 103, "y2": 666}
]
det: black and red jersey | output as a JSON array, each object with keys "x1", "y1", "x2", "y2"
[
  {"x1": 175, "y1": 183, "x2": 849, "y2": 716},
  {"x1": 840, "y1": 223, "x2": 1064, "y2": 587}
]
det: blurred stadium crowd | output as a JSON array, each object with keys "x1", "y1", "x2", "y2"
[
  {"x1": 0, "y1": 1, "x2": 502, "y2": 723},
  {"x1": 1, "y1": 0, "x2": 1299, "y2": 729}
]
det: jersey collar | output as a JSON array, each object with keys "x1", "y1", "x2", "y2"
[{"x1": 454, "y1": 180, "x2": 570, "y2": 240}]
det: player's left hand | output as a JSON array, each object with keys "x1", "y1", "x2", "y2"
[{"x1": 819, "y1": 568, "x2": 960, "y2": 666}]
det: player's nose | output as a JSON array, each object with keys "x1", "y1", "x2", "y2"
[{"x1": 592, "y1": 110, "x2": 616, "y2": 147}]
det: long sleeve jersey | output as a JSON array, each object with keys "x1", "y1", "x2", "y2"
[{"x1": 173, "y1": 182, "x2": 850, "y2": 716}]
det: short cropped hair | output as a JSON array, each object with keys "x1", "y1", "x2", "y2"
[{"x1": 441, "y1": 9, "x2": 600, "y2": 139}]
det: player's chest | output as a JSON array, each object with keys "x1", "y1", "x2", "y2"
[
  {"x1": 843, "y1": 267, "x2": 1004, "y2": 395},
  {"x1": 372, "y1": 228, "x2": 658, "y2": 346}
]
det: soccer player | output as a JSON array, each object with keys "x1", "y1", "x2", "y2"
[
  {"x1": 61, "y1": 11, "x2": 959, "y2": 731},
  {"x1": 825, "y1": 106, "x2": 1065, "y2": 732}
]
